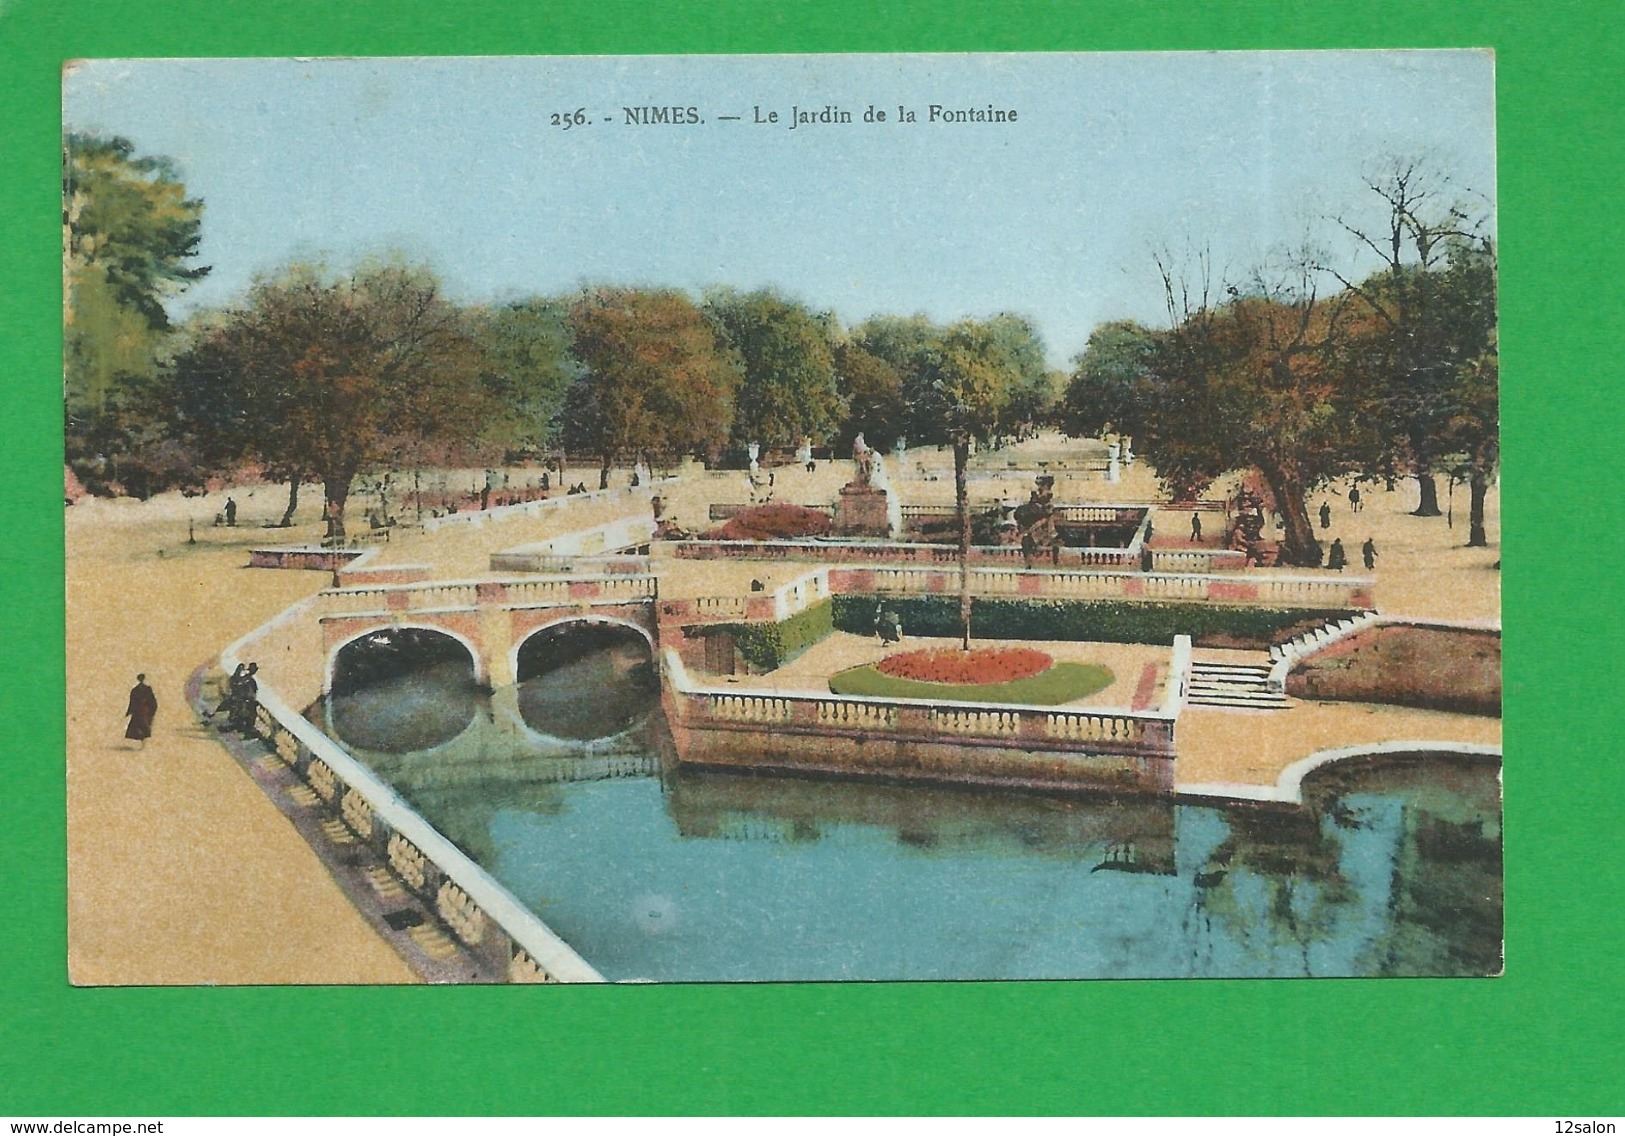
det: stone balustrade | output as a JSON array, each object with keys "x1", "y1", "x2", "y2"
[
  {"x1": 823, "y1": 565, "x2": 1374, "y2": 609},
  {"x1": 417, "y1": 479, "x2": 670, "y2": 533},
  {"x1": 225, "y1": 620, "x2": 603, "y2": 983},
  {"x1": 663, "y1": 649, "x2": 1174, "y2": 757},
  {"x1": 314, "y1": 573, "x2": 658, "y2": 618},
  {"x1": 669, "y1": 538, "x2": 1140, "y2": 569},
  {"x1": 1148, "y1": 548, "x2": 1249, "y2": 574}
]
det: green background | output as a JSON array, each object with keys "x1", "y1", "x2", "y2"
[{"x1": 3, "y1": 0, "x2": 1619, "y2": 1116}]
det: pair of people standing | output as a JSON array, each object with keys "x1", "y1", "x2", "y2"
[{"x1": 211, "y1": 662, "x2": 260, "y2": 735}]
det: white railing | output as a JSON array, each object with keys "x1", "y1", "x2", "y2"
[
  {"x1": 315, "y1": 573, "x2": 658, "y2": 617},
  {"x1": 771, "y1": 567, "x2": 832, "y2": 621},
  {"x1": 834, "y1": 565, "x2": 1375, "y2": 609},
  {"x1": 1164, "y1": 635, "x2": 1193, "y2": 718},
  {"x1": 417, "y1": 479, "x2": 671, "y2": 533},
  {"x1": 1149, "y1": 548, "x2": 1249, "y2": 574},
  {"x1": 223, "y1": 604, "x2": 604, "y2": 983}
]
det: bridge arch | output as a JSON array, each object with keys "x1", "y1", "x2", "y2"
[
  {"x1": 325, "y1": 621, "x2": 486, "y2": 696},
  {"x1": 508, "y1": 613, "x2": 658, "y2": 687}
]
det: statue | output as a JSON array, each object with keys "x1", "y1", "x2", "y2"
[
  {"x1": 834, "y1": 431, "x2": 896, "y2": 538},
  {"x1": 851, "y1": 432, "x2": 875, "y2": 487}
]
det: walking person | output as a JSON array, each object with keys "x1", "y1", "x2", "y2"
[
  {"x1": 224, "y1": 496, "x2": 237, "y2": 526},
  {"x1": 1362, "y1": 537, "x2": 1378, "y2": 571},
  {"x1": 124, "y1": 674, "x2": 158, "y2": 749},
  {"x1": 1348, "y1": 485, "x2": 1362, "y2": 513},
  {"x1": 1327, "y1": 537, "x2": 1348, "y2": 572},
  {"x1": 1319, "y1": 501, "x2": 1332, "y2": 529},
  {"x1": 1190, "y1": 511, "x2": 1203, "y2": 542}
]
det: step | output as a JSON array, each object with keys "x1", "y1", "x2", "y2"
[
  {"x1": 1189, "y1": 680, "x2": 1273, "y2": 694},
  {"x1": 1187, "y1": 696, "x2": 1291, "y2": 710},
  {"x1": 1190, "y1": 662, "x2": 1271, "y2": 676},
  {"x1": 1187, "y1": 690, "x2": 1291, "y2": 706}
]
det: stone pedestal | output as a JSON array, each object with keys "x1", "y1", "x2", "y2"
[{"x1": 833, "y1": 483, "x2": 895, "y2": 538}]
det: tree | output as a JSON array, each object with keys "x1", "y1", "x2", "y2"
[
  {"x1": 63, "y1": 133, "x2": 209, "y2": 494},
  {"x1": 983, "y1": 314, "x2": 1055, "y2": 438},
  {"x1": 562, "y1": 288, "x2": 740, "y2": 477},
  {"x1": 907, "y1": 319, "x2": 1023, "y2": 648},
  {"x1": 831, "y1": 341, "x2": 907, "y2": 452},
  {"x1": 703, "y1": 288, "x2": 843, "y2": 451},
  {"x1": 1322, "y1": 158, "x2": 1492, "y2": 516},
  {"x1": 170, "y1": 262, "x2": 484, "y2": 537},
  {"x1": 1060, "y1": 320, "x2": 1160, "y2": 441},
  {"x1": 1435, "y1": 240, "x2": 1499, "y2": 546},
  {"x1": 1132, "y1": 254, "x2": 1363, "y2": 566},
  {"x1": 472, "y1": 297, "x2": 580, "y2": 457}
]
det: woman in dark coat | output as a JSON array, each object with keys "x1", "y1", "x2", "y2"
[{"x1": 124, "y1": 674, "x2": 157, "y2": 747}]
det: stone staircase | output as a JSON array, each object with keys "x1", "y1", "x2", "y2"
[
  {"x1": 1186, "y1": 658, "x2": 1290, "y2": 710},
  {"x1": 1266, "y1": 610, "x2": 1383, "y2": 692}
]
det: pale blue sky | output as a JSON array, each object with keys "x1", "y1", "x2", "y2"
[{"x1": 64, "y1": 51, "x2": 1495, "y2": 365}]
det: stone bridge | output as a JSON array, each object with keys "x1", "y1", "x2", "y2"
[{"x1": 314, "y1": 574, "x2": 660, "y2": 693}]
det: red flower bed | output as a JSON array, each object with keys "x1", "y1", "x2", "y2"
[
  {"x1": 705, "y1": 503, "x2": 832, "y2": 541},
  {"x1": 876, "y1": 647, "x2": 1053, "y2": 685}
]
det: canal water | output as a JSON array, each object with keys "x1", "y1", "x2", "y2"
[{"x1": 317, "y1": 639, "x2": 1502, "y2": 982}]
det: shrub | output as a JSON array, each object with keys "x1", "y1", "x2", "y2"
[
  {"x1": 704, "y1": 503, "x2": 832, "y2": 541},
  {"x1": 833, "y1": 595, "x2": 1354, "y2": 648},
  {"x1": 716, "y1": 598, "x2": 835, "y2": 671}
]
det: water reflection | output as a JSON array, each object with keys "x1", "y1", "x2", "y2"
[{"x1": 317, "y1": 648, "x2": 1502, "y2": 981}]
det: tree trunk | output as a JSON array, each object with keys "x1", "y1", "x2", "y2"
[
  {"x1": 1261, "y1": 465, "x2": 1321, "y2": 567},
  {"x1": 278, "y1": 473, "x2": 302, "y2": 528},
  {"x1": 1468, "y1": 467, "x2": 1490, "y2": 547},
  {"x1": 1412, "y1": 471, "x2": 1443, "y2": 516},
  {"x1": 324, "y1": 477, "x2": 352, "y2": 542},
  {"x1": 955, "y1": 435, "x2": 971, "y2": 651},
  {"x1": 600, "y1": 453, "x2": 611, "y2": 491}
]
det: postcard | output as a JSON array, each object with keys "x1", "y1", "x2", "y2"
[{"x1": 63, "y1": 50, "x2": 1499, "y2": 984}]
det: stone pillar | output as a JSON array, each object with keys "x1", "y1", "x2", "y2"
[
  {"x1": 1107, "y1": 441, "x2": 1121, "y2": 483},
  {"x1": 482, "y1": 606, "x2": 516, "y2": 689}
]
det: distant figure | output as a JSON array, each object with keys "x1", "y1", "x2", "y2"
[
  {"x1": 224, "y1": 497, "x2": 237, "y2": 527},
  {"x1": 1327, "y1": 537, "x2": 1347, "y2": 572},
  {"x1": 124, "y1": 674, "x2": 157, "y2": 748},
  {"x1": 540, "y1": 470, "x2": 550, "y2": 491},
  {"x1": 1319, "y1": 501, "x2": 1332, "y2": 529},
  {"x1": 480, "y1": 483, "x2": 491, "y2": 510},
  {"x1": 1190, "y1": 512, "x2": 1203, "y2": 542},
  {"x1": 1348, "y1": 485, "x2": 1363, "y2": 513},
  {"x1": 1362, "y1": 537, "x2": 1378, "y2": 571},
  {"x1": 874, "y1": 603, "x2": 903, "y2": 645}
]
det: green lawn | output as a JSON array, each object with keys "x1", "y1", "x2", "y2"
[{"x1": 828, "y1": 662, "x2": 1115, "y2": 705}]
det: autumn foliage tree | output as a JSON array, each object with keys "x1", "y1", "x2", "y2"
[
  {"x1": 170, "y1": 263, "x2": 484, "y2": 537},
  {"x1": 561, "y1": 288, "x2": 741, "y2": 478}
]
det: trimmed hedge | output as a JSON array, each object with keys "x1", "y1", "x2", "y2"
[
  {"x1": 833, "y1": 595, "x2": 1355, "y2": 648},
  {"x1": 718, "y1": 598, "x2": 836, "y2": 671}
]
